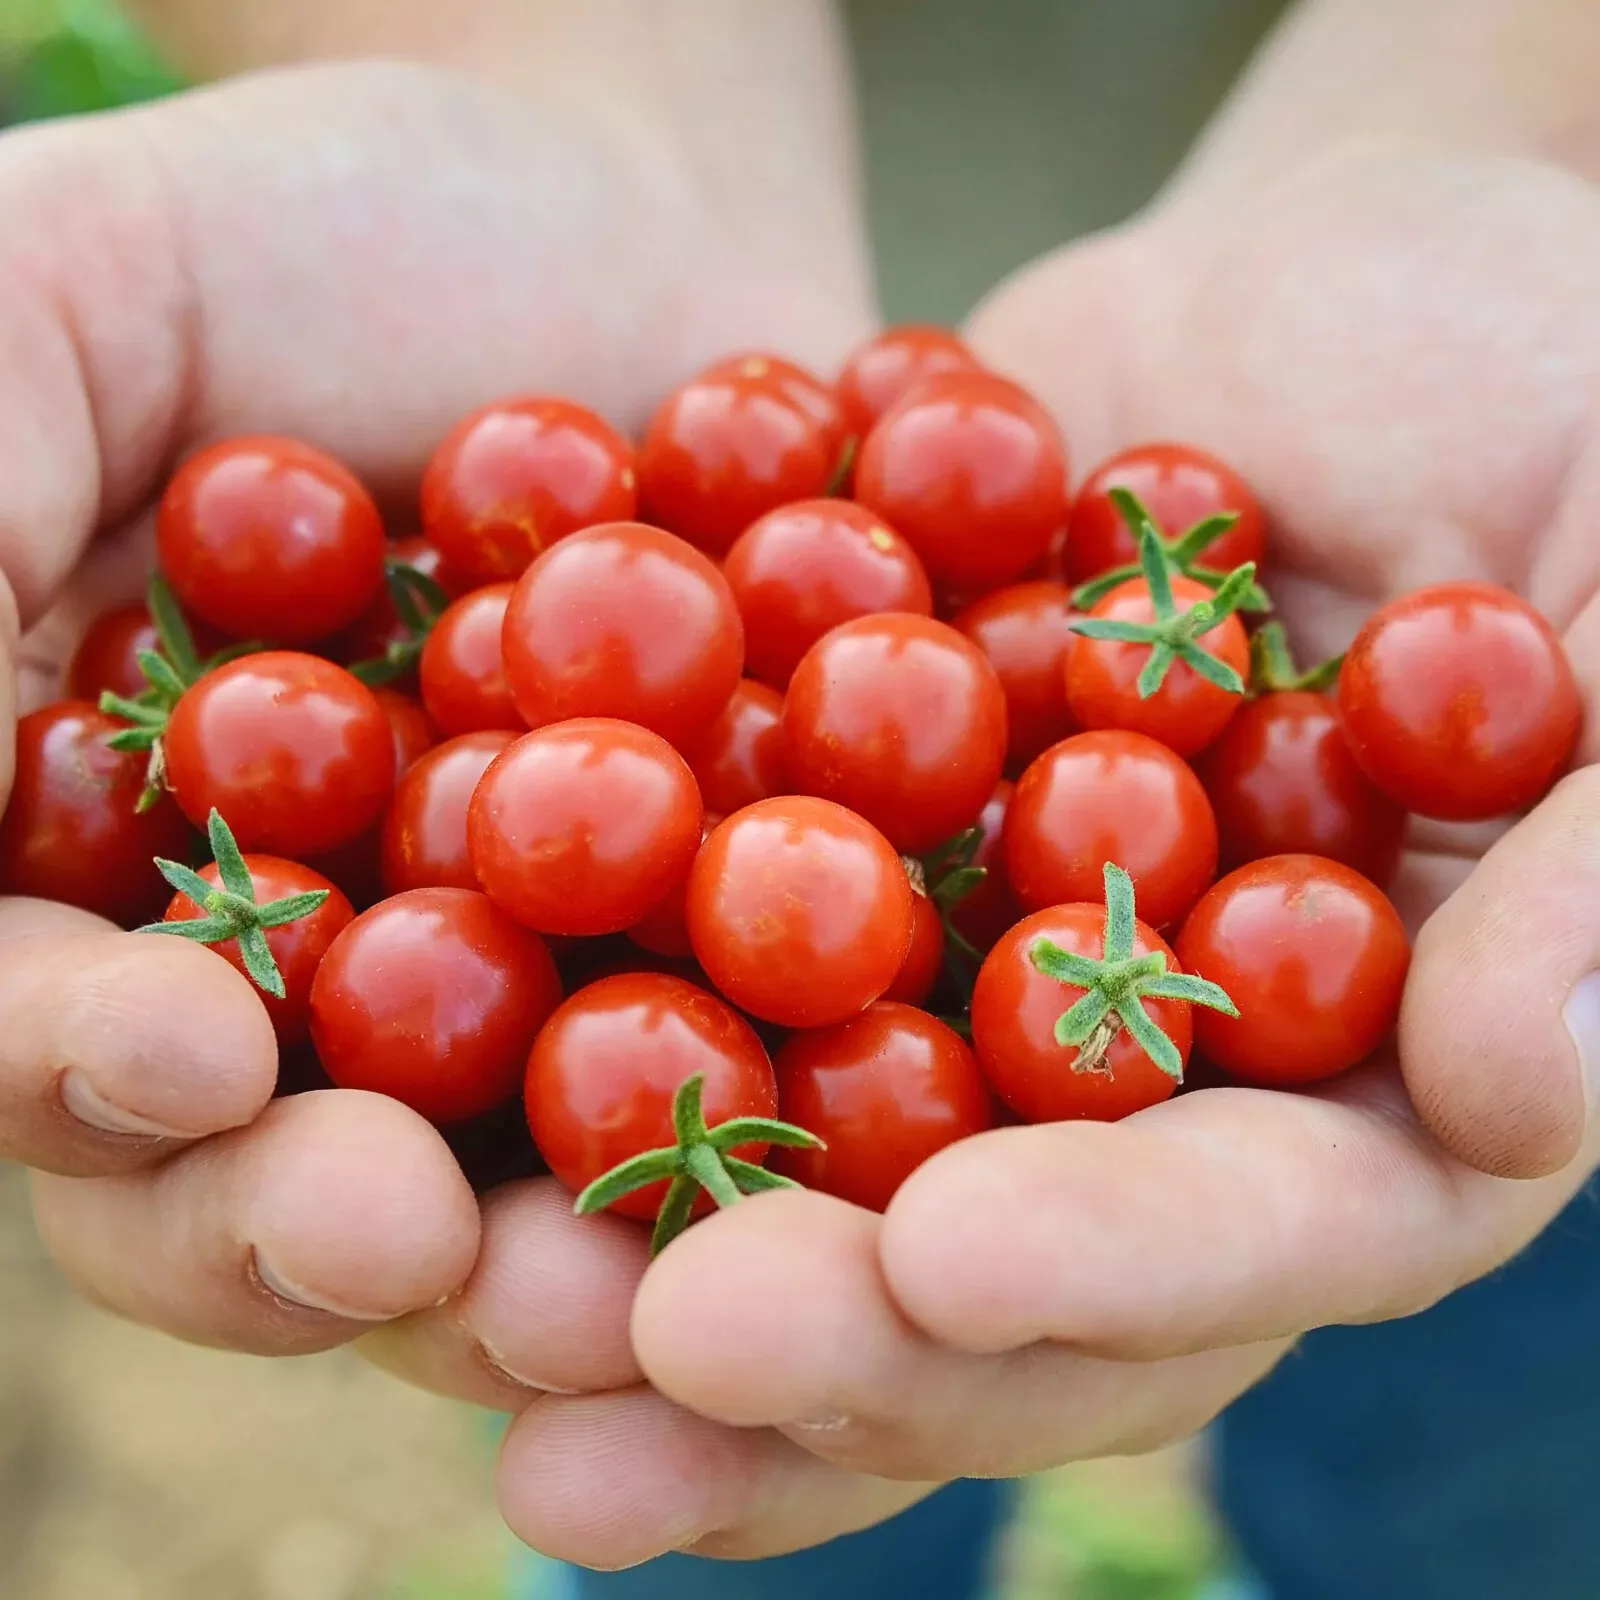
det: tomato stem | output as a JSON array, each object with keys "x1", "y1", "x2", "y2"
[
  {"x1": 1248, "y1": 621, "x2": 1344, "y2": 695},
  {"x1": 348, "y1": 559, "x2": 452, "y2": 686}
]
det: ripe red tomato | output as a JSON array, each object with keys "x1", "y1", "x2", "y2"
[
  {"x1": 381, "y1": 730, "x2": 517, "y2": 895},
  {"x1": 526, "y1": 971, "x2": 778, "y2": 1220},
  {"x1": 783, "y1": 614, "x2": 1008, "y2": 854},
  {"x1": 686, "y1": 796, "x2": 914, "y2": 1027},
  {"x1": 501, "y1": 521, "x2": 744, "y2": 746},
  {"x1": 1175, "y1": 854, "x2": 1410, "y2": 1084},
  {"x1": 372, "y1": 688, "x2": 438, "y2": 775},
  {"x1": 0, "y1": 702, "x2": 193, "y2": 925},
  {"x1": 852, "y1": 370, "x2": 1068, "y2": 593},
  {"x1": 681, "y1": 679, "x2": 787, "y2": 815},
  {"x1": 419, "y1": 395, "x2": 637, "y2": 585},
  {"x1": 334, "y1": 535, "x2": 465, "y2": 677},
  {"x1": 157, "y1": 436, "x2": 386, "y2": 643},
  {"x1": 1337, "y1": 581, "x2": 1581, "y2": 820},
  {"x1": 418, "y1": 582, "x2": 523, "y2": 736},
  {"x1": 883, "y1": 887, "x2": 945, "y2": 1005},
  {"x1": 723, "y1": 499, "x2": 934, "y2": 687},
  {"x1": 772, "y1": 1002, "x2": 994, "y2": 1211},
  {"x1": 1065, "y1": 442, "x2": 1265, "y2": 585},
  {"x1": 704, "y1": 353, "x2": 846, "y2": 448},
  {"x1": 469, "y1": 719, "x2": 703, "y2": 936},
  {"x1": 1199, "y1": 691, "x2": 1405, "y2": 883},
  {"x1": 1004, "y1": 730, "x2": 1218, "y2": 929},
  {"x1": 626, "y1": 813, "x2": 720, "y2": 960},
  {"x1": 834, "y1": 325, "x2": 983, "y2": 439},
  {"x1": 67, "y1": 603, "x2": 221, "y2": 702},
  {"x1": 164, "y1": 652, "x2": 396, "y2": 856},
  {"x1": 311, "y1": 886, "x2": 562, "y2": 1123},
  {"x1": 945, "y1": 780, "x2": 1023, "y2": 954}
]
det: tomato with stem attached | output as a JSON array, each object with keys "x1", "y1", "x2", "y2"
[
  {"x1": 68, "y1": 602, "x2": 223, "y2": 703},
  {"x1": 381, "y1": 729, "x2": 517, "y2": 895},
  {"x1": 834, "y1": 325, "x2": 983, "y2": 440},
  {"x1": 682, "y1": 680, "x2": 788, "y2": 815}
]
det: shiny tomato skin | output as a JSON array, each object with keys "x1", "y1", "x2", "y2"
[
  {"x1": 884, "y1": 889, "x2": 944, "y2": 1005},
  {"x1": 834, "y1": 325, "x2": 983, "y2": 440},
  {"x1": 418, "y1": 582, "x2": 523, "y2": 737},
  {"x1": 157, "y1": 435, "x2": 387, "y2": 643},
  {"x1": 772, "y1": 1002, "x2": 994, "y2": 1211},
  {"x1": 947, "y1": 780, "x2": 1024, "y2": 953},
  {"x1": 1200, "y1": 691, "x2": 1405, "y2": 884},
  {"x1": 1175, "y1": 855, "x2": 1410, "y2": 1085},
  {"x1": 164, "y1": 653, "x2": 396, "y2": 856},
  {"x1": 782, "y1": 614, "x2": 1008, "y2": 854},
  {"x1": 853, "y1": 370, "x2": 1068, "y2": 593},
  {"x1": 1336, "y1": 582, "x2": 1580, "y2": 820},
  {"x1": 704, "y1": 353, "x2": 846, "y2": 450},
  {"x1": 686, "y1": 796, "x2": 915, "y2": 1028},
  {"x1": 501, "y1": 521, "x2": 744, "y2": 746},
  {"x1": 972, "y1": 905, "x2": 1190, "y2": 1122},
  {"x1": 373, "y1": 688, "x2": 438, "y2": 775},
  {"x1": 380, "y1": 730, "x2": 517, "y2": 895},
  {"x1": 67, "y1": 604, "x2": 220, "y2": 702},
  {"x1": 682, "y1": 679, "x2": 788, "y2": 815},
  {"x1": 468, "y1": 719, "x2": 704, "y2": 937},
  {"x1": 1005, "y1": 731, "x2": 1218, "y2": 929},
  {"x1": 420, "y1": 395, "x2": 638, "y2": 585},
  {"x1": 334, "y1": 535, "x2": 465, "y2": 675},
  {"x1": 723, "y1": 499, "x2": 935, "y2": 687},
  {"x1": 1065, "y1": 442, "x2": 1266, "y2": 585},
  {"x1": 526, "y1": 971, "x2": 777, "y2": 1220},
  {"x1": 311, "y1": 887, "x2": 562, "y2": 1123},
  {"x1": 0, "y1": 702, "x2": 193, "y2": 925}
]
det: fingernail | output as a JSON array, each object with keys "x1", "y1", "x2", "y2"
[
  {"x1": 59, "y1": 1070, "x2": 192, "y2": 1139},
  {"x1": 1561, "y1": 971, "x2": 1600, "y2": 1113},
  {"x1": 477, "y1": 1337, "x2": 583, "y2": 1395},
  {"x1": 250, "y1": 1249, "x2": 393, "y2": 1322}
]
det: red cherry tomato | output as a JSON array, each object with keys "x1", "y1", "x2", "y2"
[
  {"x1": 311, "y1": 886, "x2": 562, "y2": 1123},
  {"x1": 1199, "y1": 691, "x2": 1405, "y2": 883},
  {"x1": 1175, "y1": 855, "x2": 1410, "y2": 1084},
  {"x1": 420, "y1": 395, "x2": 638, "y2": 585},
  {"x1": 682, "y1": 679, "x2": 787, "y2": 814},
  {"x1": 834, "y1": 325, "x2": 983, "y2": 440},
  {"x1": 164, "y1": 652, "x2": 396, "y2": 856},
  {"x1": 704, "y1": 353, "x2": 846, "y2": 449},
  {"x1": 626, "y1": 813, "x2": 721, "y2": 960},
  {"x1": 686, "y1": 796, "x2": 914, "y2": 1027},
  {"x1": 772, "y1": 1002, "x2": 994, "y2": 1211},
  {"x1": 334, "y1": 535, "x2": 465, "y2": 676},
  {"x1": 1004, "y1": 731, "x2": 1218, "y2": 929},
  {"x1": 372, "y1": 688, "x2": 438, "y2": 775},
  {"x1": 946, "y1": 780, "x2": 1023, "y2": 954},
  {"x1": 1065, "y1": 442, "x2": 1266, "y2": 585},
  {"x1": 381, "y1": 730, "x2": 517, "y2": 895},
  {"x1": 418, "y1": 582, "x2": 523, "y2": 737},
  {"x1": 157, "y1": 436, "x2": 386, "y2": 643},
  {"x1": 972, "y1": 905, "x2": 1190, "y2": 1122},
  {"x1": 67, "y1": 603, "x2": 220, "y2": 702},
  {"x1": 0, "y1": 702, "x2": 193, "y2": 925},
  {"x1": 501, "y1": 522, "x2": 744, "y2": 746},
  {"x1": 884, "y1": 887, "x2": 944, "y2": 1005},
  {"x1": 723, "y1": 499, "x2": 935, "y2": 687},
  {"x1": 783, "y1": 614, "x2": 1008, "y2": 854},
  {"x1": 469, "y1": 719, "x2": 703, "y2": 936},
  {"x1": 1337, "y1": 581, "x2": 1581, "y2": 820},
  {"x1": 853, "y1": 370, "x2": 1068, "y2": 593}
]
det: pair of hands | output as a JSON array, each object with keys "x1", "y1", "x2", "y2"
[{"x1": 6, "y1": 58, "x2": 1600, "y2": 1570}]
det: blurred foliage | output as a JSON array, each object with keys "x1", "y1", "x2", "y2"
[{"x1": 0, "y1": 0, "x2": 180, "y2": 125}]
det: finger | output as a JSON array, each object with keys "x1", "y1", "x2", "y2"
[
  {"x1": 359, "y1": 1178, "x2": 649, "y2": 1409},
  {"x1": 31, "y1": 1088, "x2": 479, "y2": 1354}
]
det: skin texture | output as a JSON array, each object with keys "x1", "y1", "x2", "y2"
[
  {"x1": 681, "y1": 679, "x2": 789, "y2": 815},
  {"x1": 380, "y1": 728, "x2": 517, "y2": 894},
  {"x1": 834, "y1": 325, "x2": 983, "y2": 440},
  {"x1": 417, "y1": 582, "x2": 523, "y2": 736}
]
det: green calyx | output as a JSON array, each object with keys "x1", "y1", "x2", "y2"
[
  {"x1": 1028, "y1": 862, "x2": 1238, "y2": 1080},
  {"x1": 133, "y1": 809, "x2": 330, "y2": 1000},
  {"x1": 348, "y1": 558, "x2": 452, "y2": 686},
  {"x1": 1249, "y1": 620, "x2": 1344, "y2": 696},
  {"x1": 574, "y1": 1074, "x2": 824, "y2": 1255},
  {"x1": 914, "y1": 826, "x2": 997, "y2": 1002}
]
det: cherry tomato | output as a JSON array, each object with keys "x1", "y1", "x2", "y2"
[
  {"x1": 418, "y1": 581, "x2": 523, "y2": 736},
  {"x1": 1175, "y1": 855, "x2": 1410, "y2": 1084},
  {"x1": 67, "y1": 603, "x2": 220, "y2": 703},
  {"x1": 1337, "y1": 581, "x2": 1580, "y2": 820},
  {"x1": 381, "y1": 729, "x2": 517, "y2": 895},
  {"x1": 501, "y1": 521, "x2": 744, "y2": 746},
  {"x1": 526, "y1": 971, "x2": 777, "y2": 1220},
  {"x1": 373, "y1": 688, "x2": 438, "y2": 775},
  {"x1": 884, "y1": 887, "x2": 944, "y2": 1005},
  {"x1": 469, "y1": 719, "x2": 703, "y2": 936},
  {"x1": 334, "y1": 535, "x2": 465, "y2": 676},
  {"x1": 311, "y1": 886, "x2": 562, "y2": 1123},
  {"x1": 1199, "y1": 691, "x2": 1405, "y2": 883},
  {"x1": 1005, "y1": 731, "x2": 1218, "y2": 929},
  {"x1": 158, "y1": 435, "x2": 387, "y2": 643},
  {"x1": 834, "y1": 325, "x2": 983, "y2": 440},
  {"x1": 704, "y1": 353, "x2": 846, "y2": 449},
  {"x1": 626, "y1": 813, "x2": 720, "y2": 960},
  {"x1": 723, "y1": 499, "x2": 935, "y2": 687},
  {"x1": 946, "y1": 780, "x2": 1023, "y2": 953},
  {"x1": 682, "y1": 679, "x2": 787, "y2": 814},
  {"x1": 0, "y1": 702, "x2": 193, "y2": 925},
  {"x1": 972, "y1": 905, "x2": 1190, "y2": 1122},
  {"x1": 420, "y1": 395, "x2": 638, "y2": 584},
  {"x1": 1065, "y1": 442, "x2": 1265, "y2": 585},
  {"x1": 164, "y1": 652, "x2": 396, "y2": 856},
  {"x1": 853, "y1": 370, "x2": 1068, "y2": 593},
  {"x1": 783, "y1": 614, "x2": 1008, "y2": 854},
  {"x1": 686, "y1": 796, "x2": 914, "y2": 1027}
]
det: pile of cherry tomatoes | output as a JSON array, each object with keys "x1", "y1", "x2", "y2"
[{"x1": 1, "y1": 327, "x2": 1582, "y2": 1249}]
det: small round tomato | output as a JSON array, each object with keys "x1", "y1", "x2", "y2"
[
  {"x1": 704, "y1": 353, "x2": 846, "y2": 449},
  {"x1": 723, "y1": 499, "x2": 934, "y2": 687},
  {"x1": 420, "y1": 395, "x2": 638, "y2": 585},
  {"x1": 772, "y1": 1002, "x2": 993, "y2": 1211},
  {"x1": 834, "y1": 325, "x2": 983, "y2": 439},
  {"x1": 501, "y1": 521, "x2": 744, "y2": 746},
  {"x1": 971, "y1": 905, "x2": 1191, "y2": 1122},
  {"x1": 783, "y1": 614, "x2": 1008, "y2": 854},
  {"x1": 853, "y1": 370, "x2": 1068, "y2": 593},
  {"x1": 311, "y1": 886, "x2": 561, "y2": 1123},
  {"x1": 1337, "y1": 582, "x2": 1580, "y2": 820},
  {"x1": 1175, "y1": 855, "x2": 1410, "y2": 1084},
  {"x1": 952, "y1": 581, "x2": 1078, "y2": 771},
  {"x1": 1005, "y1": 731, "x2": 1218, "y2": 929},
  {"x1": 381, "y1": 730, "x2": 517, "y2": 895},
  {"x1": 883, "y1": 886, "x2": 944, "y2": 1005},
  {"x1": 334, "y1": 535, "x2": 465, "y2": 677},
  {"x1": 0, "y1": 702, "x2": 193, "y2": 925},
  {"x1": 468, "y1": 719, "x2": 703, "y2": 936},
  {"x1": 946, "y1": 780, "x2": 1023, "y2": 953},
  {"x1": 157, "y1": 435, "x2": 386, "y2": 643},
  {"x1": 67, "y1": 603, "x2": 221, "y2": 702},
  {"x1": 418, "y1": 582, "x2": 523, "y2": 736},
  {"x1": 373, "y1": 688, "x2": 438, "y2": 775},
  {"x1": 626, "y1": 813, "x2": 720, "y2": 960},
  {"x1": 686, "y1": 796, "x2": 914, "y2": 1027},
  {"x1": 1065, "y1": 442, "x2": 1265, "y2": 585},
  {"x1": 164, "y1": 652, "x2": 396, "y2": 856},
  {"x1": 1200, "y1": 691, "x2": 1405, "y2": 883},
  {"x1": 682, "y1": 679, "x2": 787, "y2": 814}
]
